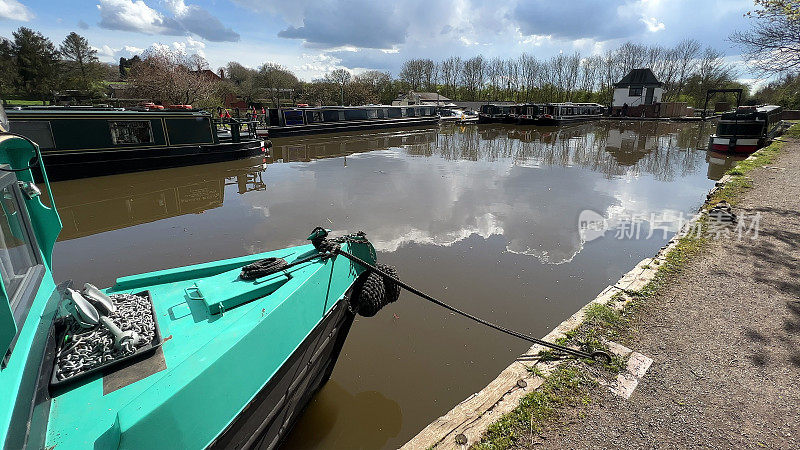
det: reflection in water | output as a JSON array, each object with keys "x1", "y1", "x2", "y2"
[
  {"x1": 706, "y1": 150, "x2": 748, "y2": 181},
  {"x1": 282, "y1": 381, "x2": 402, "y2": 450},
  {"x1": 52, "y1": 159, "x2": 267, "y2": 241},
  {"x1": 50, "y1": 121, "x2": 719, "y2": 449}
]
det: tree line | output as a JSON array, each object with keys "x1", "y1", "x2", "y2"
[
  {"x1": 3, "y1": 0, "x2": 800, "y2": 111},
  {"x1": 0, "y1": 27, "x2": 117, "y2": 102},
  {"x1": 220, "y1": 39, "x2": 744, "y2": 109}
]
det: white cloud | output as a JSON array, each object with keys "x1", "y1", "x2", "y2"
[
  {"x1": 0, "y1": 0, "x2": 34, "y2": 21},
  {"x1": 97, "y1": 0, "x2": 180, "y2": 35},
  {"x1": 124, "y1": 45, "x2": 144, "y2": 54},
  {"x1": 640, "y1": 16, "x2": 665, "y2": 32},
  {"x1": 97, "y1": 0, "x2": 239, "y2": 42},
  {"x1": 164, "y1": 0, "x2": 189, "y2": 16},
  {"x1": 93, "y1": 44, "x2": 116, "y2": 57}
]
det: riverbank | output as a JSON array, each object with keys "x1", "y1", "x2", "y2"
[{"x1": 404, "y1": 125, "x2": 800, "y2": 449}]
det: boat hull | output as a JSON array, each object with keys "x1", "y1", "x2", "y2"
[
  {"x1": 708, "y1": 136, "x2": 763, "y2": 154},
  {"x1": 209, "y1": 294, "x2": 356, "y2": 450},
  {"x1": 38, "y1": 140, "x2": 267, "y2": 181},
  {"x1": 532, "y1": 115, "x2": 601, "y2": 126},
  {"x1": 267, "y1": 117, "x2": 438, "y2": 137}
]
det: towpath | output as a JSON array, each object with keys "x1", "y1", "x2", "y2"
[{"x1": 531, "y1": 140, "x2": 800, "y2": 448}]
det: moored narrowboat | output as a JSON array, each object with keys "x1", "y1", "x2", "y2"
[
  {"x1": 533, "y1": 102, "x2": 604, "y2": 126},
  {"x1": 513, "y1": 103, "x2": 545, "y2": 125},
  {"x1": 478, "y1": 104, "x2": 513, "y2": 123},
  {"x1": 264, "y1": 105, "x2": 439, "y2": 137},
  {"x1": 6, "y1": 106, "x2": 268, "y2": 181},
  {"x1": 0, "y1": 105, "x2": 398, "y2": 449},
  {"x1": 708, "y1": 105, "x2": 783, "y2": 153}
]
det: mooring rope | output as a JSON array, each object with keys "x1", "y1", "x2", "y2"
[{"x1": 323, "y1": 238, "x2": 611, "y2": 362}]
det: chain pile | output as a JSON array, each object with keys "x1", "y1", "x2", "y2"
[{"x1": 54, "y1": 293, "x2": 156, "y2": 381}]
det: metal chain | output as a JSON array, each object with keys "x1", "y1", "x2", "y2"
[{"x1": 55, "y1": 293, "x2": 155, "y2": 381}]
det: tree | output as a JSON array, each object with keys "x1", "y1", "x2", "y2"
[
  {"x1": 119, "y1": 55, "x2": 141, "y2": 79},
  {"x1": 60, "y1": 32, "x2": 99, "y2": 89},
  {"x1": 731, "y1": 0, "x2": 800, "y2": 74},
  {"x1": 461, "y1": 55, "x2": 486, "y2": 101},
  {"x1": 354, "y1": 70, "x2": 392, "y2": 104},
  {"x1": 224, "y1": 61, "x2": 259, "y2": 104},
  {"x1": 258, "y1": 62, "x2": 298, "y2": 107},
  {"x1": 326, "y1": 68, "x2": 351, "y2": 105},
  {"x1": 11, "y1": 27, "x2": 60, "y2": 101},
  {"x1": 440, "y1": 56, "x2": 462, "y2": 100},
  {"x1": 130, "y1": 47, "x2": 218, "y2": 106},
  {"x1": 0, "y1": 39, "x2": 17, "y2": 99}
]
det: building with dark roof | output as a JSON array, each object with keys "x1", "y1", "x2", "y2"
[
  {"x1": 392, "y1": 91, "x2": 451, "y2": 106},
  {"x1": 612, "y1": 68, "x2": 664, "y2": 108}
]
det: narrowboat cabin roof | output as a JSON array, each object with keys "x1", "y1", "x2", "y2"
[{"x1": 719, "y1": 104, "x2": 782, "y2": 120}]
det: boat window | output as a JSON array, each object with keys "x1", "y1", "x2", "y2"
[
  {"x1": 718, "y1": 122, "x2": 764, "y2": 136},
  {"x1": 367, "y1": 109, "x2": 377, "y2": 119},
  {"x1": 8, "y1": 121, "x2": 56, "y2": 150},
  {"x1": 338, "y1": 111, "x2": 346, "y2": 121},
  {"x1": 629, "y1": 86, "x2": 643, "y2": 97},
  {"x1": 283, "y1": 110, "x2": 305, "y2": 126},
  {"x1": 307, "y1": 111, "x2": 324, "y2": 123},
  {"x1": 0, "y1": 171, "x2": 42, "y2": 319},
  {"x1": 109, "y1": 120, "x2": 154, "y2": 145}
]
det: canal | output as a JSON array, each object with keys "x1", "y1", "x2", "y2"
[{"x1": 50, "y1": 120, "x2": 731, "y2": 449}]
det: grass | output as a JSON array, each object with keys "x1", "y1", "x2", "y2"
[
  {"x1": 4, "y1": 99, "x2": 49, "y2": 106},
  {"x1": 474, "y1": 365, "x2": 596, "y2": 449},
  {"x1": 471, "y1": 124, "x2": 798, "y2": 449}
]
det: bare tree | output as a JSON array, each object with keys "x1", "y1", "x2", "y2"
[
  {"x1": 325, "y1": 68, "x2": 351, "y2": 105},
  {"x1": 130, "y1": 47, "x2": 217, "y2": 105},
  {"x1": 354, "y1": 70, "x2": 392, "y2": 104},
  {"x1": 579, "y1": 55, "x2": 602, "y2": 96},
  {"x1": 519, "y1": 53, "x2": 540, "y2": 101},
  {"x1": 440, "y1": 56, "x2": 462, "y2": 99},
  {"x1": 487, "y1": 57, "x2": 505, "y2": 100},
  {"x1": 564, "y1": 52, "x2": 581, "y2": 101},
  {"x1": 259, "y1": 62, "x2": 299, "y2": 107},
  {"x1": 505, "y1": 58, "x2": 520, "y2": 101},
  {"x1": 461, "y1": 55, "x2": 486, "y2": 101},
  {"x1": 399, "y1": 59, "x2": 427, "y2": 91},
  {"x1": 731, "y1": 0, "x2": 800, "y2": 74},
  {"x1": 673, "y1": 39, "x2": 701, "y2": 100}
]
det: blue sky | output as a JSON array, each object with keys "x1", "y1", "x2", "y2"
[{"x1": 0, "y1": 0, "x2": 764, "y2": 86}]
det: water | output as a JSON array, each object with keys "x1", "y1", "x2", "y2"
[{"x1": 50, "y1": 120, "x2": 729, "y2": 449}]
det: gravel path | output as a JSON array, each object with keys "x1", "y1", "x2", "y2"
[{"x1": 533, "y1": 142, "x2": 800, "y2": 449}]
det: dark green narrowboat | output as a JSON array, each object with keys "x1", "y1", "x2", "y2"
[{"x1": 6, "y1": 107, "x2": 268, "y2": 181}]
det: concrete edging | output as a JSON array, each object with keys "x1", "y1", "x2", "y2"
[{"x1": 401, "y1": 150, "x2": 763, "y2": 449}]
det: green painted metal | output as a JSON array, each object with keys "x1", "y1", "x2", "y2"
[
  {"x1": 0, "y1": 131, "x2": 63, "y2": 447},
  {"x1": 45, "y1": 240, "x2": 374, "y2": 449},
  {"x1": 6, "y1": 108, "x2": 219, "y2": 152},
  {"x1": 0, "y1": 110, "x2": 378, "y2": 449}
]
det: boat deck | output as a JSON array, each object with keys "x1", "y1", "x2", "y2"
[{"x1": 45, "y1": 242, "x2": 370, "y2": 448}]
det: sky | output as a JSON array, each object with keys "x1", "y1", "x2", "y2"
[{"x1": 0, "y1": 0, "x2": 766, "y2": 87}]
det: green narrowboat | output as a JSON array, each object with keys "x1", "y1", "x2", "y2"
[
  {"x1": 6, "y1": 107, "x2": 268, "y2": 181},
  {"x1": 0, "y1": 105, "x2": 396, "y2": 449}
]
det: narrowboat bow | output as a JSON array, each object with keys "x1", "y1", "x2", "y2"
[{"x1": 0, "y1": 106, "x2": 398, "y2": 449}]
